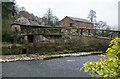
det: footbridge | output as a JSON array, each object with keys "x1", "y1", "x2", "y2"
[{"x1": 11, "y1": 24, "x2": 120, "y2": 43}]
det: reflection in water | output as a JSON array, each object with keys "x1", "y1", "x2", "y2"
[{"x1": 66, "y1": 60, "x2": 76, "y2": 62}]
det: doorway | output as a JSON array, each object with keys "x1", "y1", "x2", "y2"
[
  {"x1": 28, "y1": 35, "x2": 34, "y2": 42},
  {"x1": 70, "y1": 23, "x2": 73, "y2": 27}
]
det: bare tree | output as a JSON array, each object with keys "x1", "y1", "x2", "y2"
[
  {"x1": 52, "y1": 15, "x2": 59, "y2": 26},
  {"x1": 88, "y1": 10, "x2": 96, "y2": 22},
  {"x1": 15, "y1": 6, "x2": 26, "y2": 12},
  {"x1": 43, "y1": 8, "x2": 59, "y2": 26},
  {"x1": 97, "y1": 21, "x2": 107, "y2": 29},
  {"x1": 14, "y1": 5, "x2": 20, "y2": 14},
  {"x1": 42, "y1": 17, "x2": 48, "y2": 25},
  {"x1": 20, "y1": 7, "x2": 26, "y2": 11},
  {"x1": 44, "y1": 8, "x2": 53, "y2": 26}
]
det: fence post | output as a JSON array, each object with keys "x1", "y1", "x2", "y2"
[
  {"x1": 94, "y1": 29, "x2": 96, "y2": 36},
  {"x1": 77, "y1": 29, "x2": 79, "y2": 35},
  {"x1": 110, "y1": 31, "x2": 113, "y2": 40},
  {"x1": 60, "y1": 29, "x2": 61, "y2": 34},
  {"x1": 88, "y1": 29, "x2": 90, "y2": 35},
  {"x1": 44, "y1": 29, "x2": 46, "y2": 34}
]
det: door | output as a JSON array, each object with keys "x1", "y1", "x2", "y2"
[{"x1": 70, "y1": 23, "x2": 73, "y2": 27}]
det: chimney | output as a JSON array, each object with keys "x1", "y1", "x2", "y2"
[
  {"x1": 35, "y1": 18, "x2": 38, "y2": 22},
  {"x1": 28, "y1": 17, "x2": 31, "y2": 22}
]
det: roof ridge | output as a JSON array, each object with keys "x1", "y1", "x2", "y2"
[
  {"x1": 67, "y1": 16, "x2": 90, "y2": 23},
  {"x1": 67, "y1": 16, "x2": 87, "y2": 20}
]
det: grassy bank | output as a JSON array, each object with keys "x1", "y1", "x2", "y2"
[{"x1": 2, "y1": 37, "x2": 110, "y2": 55}]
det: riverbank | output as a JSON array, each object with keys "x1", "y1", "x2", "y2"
[{"x1": 0, "y1": 51, "x2": 103, "y2": 62}]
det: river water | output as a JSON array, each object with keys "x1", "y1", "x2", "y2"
[{"x1": 2, "y1": 54, "x2": 101, "y2": 77}]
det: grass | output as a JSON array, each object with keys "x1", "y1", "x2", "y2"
[
  {"x1": 2, "y1": 42, "x2": 23, "y2": 47},
  {"x1": 47, "y1": 52, "x2": 59, "y2": 55},
  {"x1": 63, "y1": 50, "x2": 74, "y2": 53},
  {"x1": 47, "y1": 50, "x2": 75, "y2": 55}
]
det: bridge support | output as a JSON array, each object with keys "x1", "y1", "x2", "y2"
[{"x1": 33, "y1": 35, "x2": 48, "y2": 43}]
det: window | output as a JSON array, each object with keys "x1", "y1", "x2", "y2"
[
  {"x1": 84, "y1": 24, "x2": 86, "y2": 27},
  {"x1": 91, "y1": 24, "x2": 93, "y2": 28},
  {"x1": 82, "y1": 23, "x2": 84, "y2": 27},
  {"x1": 88, "y1": 24, "x2": 89, "y2": 27},
  {"x1": 80, "y1": 23, "x2": 82, "y2": 27},
  {"x1": 61, "y1": 22, "x2": 64, "y2": 26},
  {"x1": 75, "y1": 23, "x2": 78, "y2": 26},
  {"x1": 89, "y1": 24, "x2": 91, "y2": 28},
  {"x1": 66, "y1": 22, "x2": 68, "y2": 26}
]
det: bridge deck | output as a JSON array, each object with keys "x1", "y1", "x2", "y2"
[{"x1": 12, "y1": 24, "x2": 120, "y2": 39}]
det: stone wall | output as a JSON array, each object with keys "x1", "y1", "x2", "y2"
[{"x1": 33, "y1": 35, "x2": 48, "y2": 43}]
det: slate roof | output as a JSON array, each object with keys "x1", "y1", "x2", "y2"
[
  {"x1": 11, "y1": 23, "x2": 65, "y2": 28},
  {"x1": 67, "y1": 16, "x2": 91, "y2": 23},
  {"x1": 29, "y1": 21, "x2": 40, "y2": 26}
]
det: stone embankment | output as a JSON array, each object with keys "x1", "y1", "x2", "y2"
[{"x1": 0, "y1": 51, "x2": 103, "y2": 62}]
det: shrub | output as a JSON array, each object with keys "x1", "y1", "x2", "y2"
[
  {"x1": 2, "y1": 47, "x2": 22, "y2": 55},
  {"x1": 80, "y1": 37, "x2": 120, "y2": 77}
]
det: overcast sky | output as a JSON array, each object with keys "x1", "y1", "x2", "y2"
[{"x1": 16, "y1": 0, "x2": 119, "y2": 28}]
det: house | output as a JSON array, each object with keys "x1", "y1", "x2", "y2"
[
  {"x1": 59, "y1": 16, "x2": 94, "y2": 29},
  {"x1": 16, "y1": 16, "x2": 30, "y2": 25},
  {"x1": 16, "y1": 16, "x2": 40, "y2": 26}
]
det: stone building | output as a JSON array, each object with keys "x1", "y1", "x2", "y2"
[
  {"x1": 11, "y1": 24, "x2": 49, "y2": 43},
  {"x1": 59, "y1": 16, "x2": 94, "y2": 29}
]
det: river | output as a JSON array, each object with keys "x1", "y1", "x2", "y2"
[{"x1": 2, "y1": 54, "x2": 101, "y2": 77}]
